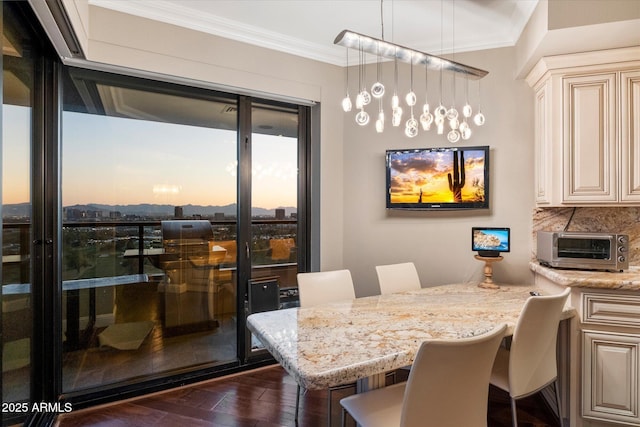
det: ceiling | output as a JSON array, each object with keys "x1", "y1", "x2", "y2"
[{"x1": 94, "y1": 0, "x2": 540, "y2": 66}]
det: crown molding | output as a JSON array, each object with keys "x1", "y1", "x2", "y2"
[{"x1": 91, "y1": 0, "x2": 345, "y2": 65}]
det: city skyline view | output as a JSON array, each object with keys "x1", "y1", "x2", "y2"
[{"x1": 3, "y1": 106, "x2": 298, "y2": 210}]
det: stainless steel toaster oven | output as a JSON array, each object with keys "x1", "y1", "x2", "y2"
[{"x1": 537, "y1": 231, "x2": 629, "y2": 272}]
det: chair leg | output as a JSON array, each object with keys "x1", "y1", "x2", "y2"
[
  {"x1": 327, "y1": 388, "x2": 333, "y2": 427},
  {"x1": 295, "y1": 384, "x2": 301, "y2": 424},
  {"x1": 554, "y1": 379, "x2": 563, "y2": 427},
  {"x1": 341, "y1": 407, "x2": 347, "y2": 427},
  {"x1": 510, "y1": 397, "x2": 518, "y2": 427}
]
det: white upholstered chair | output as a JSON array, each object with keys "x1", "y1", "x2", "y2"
[
  {"x1": 375, "y1": 262, "x2": 421, "y2": 294},
  {"x1": 340, "y1": 323, "x2": 508, "y2": 427},
  {"x1": 490, "y1": 288, "x2": 570, "y2": 427},
  {"x1": 376, "y1": 262, "x2": 422, "y2": 381},
  {"x1": 297, "y1": 269, "x2": 356, "y2": 307},
  {"x1": 295, "y1": 269, "x2": 357, "y2": 424}
]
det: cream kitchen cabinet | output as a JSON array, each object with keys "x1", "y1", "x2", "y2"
[
  {"x1": 527, "y1": 47, "x2": 640, "y2": 206},
  {"x1": 582, "y1": 292, "x2": 640, "y2": 426},
  {"x1": 583, "y1": 331, "x2": 639, "y2": 425},
  {"x1": 532, "y1": 264, "x2": 640, "y2": 427}
]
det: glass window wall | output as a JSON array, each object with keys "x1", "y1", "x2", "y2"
[
  {"x1": 2, "y1": 1, "x2": 34, "y2": 414},
  {"x1": 61, "y1": 70, "x2": 239, "y2": 392}
]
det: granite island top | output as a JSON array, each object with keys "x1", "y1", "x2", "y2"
[
  {"x1": 530, "y1": 261, "x2": 640, "y2": 291},
  {"x1": 247, "y1": 282, "x2": 575, "y2": 390}
]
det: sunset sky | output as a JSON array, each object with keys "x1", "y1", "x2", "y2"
[
  {"x1": 388, "y1": 148, "x2": 486, "y2": 204},
  {"x1": 3, "y1": 105, "x2": 297, "y2": 210}
]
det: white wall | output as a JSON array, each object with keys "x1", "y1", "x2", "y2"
[
  {"x1": 514, "y1": 0, "x2": 640, "y2": 78},
  {"x1": 342, "y1": 47, "x2": 535, "y2": 296}
]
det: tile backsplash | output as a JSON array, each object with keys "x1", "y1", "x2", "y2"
[{"x1": 532, "y1": 207, "x2": 640, "y2": 266}]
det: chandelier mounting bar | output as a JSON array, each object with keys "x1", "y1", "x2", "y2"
[{"x1": 334, "y1": 29, "x2": 488, "y2": 80}]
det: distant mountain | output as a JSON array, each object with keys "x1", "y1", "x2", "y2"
[
  {"x1": 51, "y1": 203, "x2": 291, "y2": 216},
  {"x1": 3, "y1": 202, "x2": 297, "y2": 218},
  {"x1": 2, "y1": 202, "x2": 31, "y2": 217}
]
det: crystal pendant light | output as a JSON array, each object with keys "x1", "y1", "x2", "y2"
[
  {"x1": 447, "y1": 127, "x2": 460, "y2": 142},
  {"x1": 333, "y1": 0, "x2": 489, "y2": 139},
  {"x1": 459, "y1": 49, "x2": 472, "y2": 140},
  {"x1": 356, "y1": 109, "x2": 370, "y2": 126},
  {"x1": 391, "y1": 50, "x2": 403, "y2": 127},
  {"x1": 371, "y1": 42, "x2": 385, "y2": 99},
  {"x1": 460, "y1": 120, "x2": 471, "y2": 140},
  {"x1": 434, "y1": 31, "x2": 447, "y2": 135},
  {"x1": 446, "y1": 75, "x2": 459, "y2": 126},
  {"x1": 392, "y1": 92, "x2": 400, "y2": 109},
  {"x1": 404, "y1": 53, "x2": 418, "y2": 137},
  {"x1": 448, "y1": 72, "x2": 460, "y2": 133},
  {"x1": 462, "y1": 103, "x2": 472, "y2": 118},
  {"x1": 342, "y1": 95, "x2": 352, "y2": 113},
  {"x1": 371, "y1": 82, "x2": 385, "y2": 98},
  {"x1": 434, "y1": 101, "x2": 447, "y2": 135},
  {"x1": 473, "y1": 78, "x2": 485, "y2": 126},
  {"x1": 436, "y1": 116, "x2": 444, "y2": 135},
  {"x1": 341, "y1": 48, "x2": 352, "y2": 112},
  {"x1": 357, "y1": 42, "x2": 371, "y2": 107},
  {"x1": 462, "y1": 74, "x2": 472, "y2": 118},
  {"x1": 446, "y1": 1, "x2": 460, "y2": 141},
  {"x1": 405, "y1": 54, "x2": 417, "y2": 107},
  {"x1": 375, "y1": 100, "x2": 385, "y2": 133},
  {"x1": 405, "y1": 120, "x2": 418, "y2": 137},
  {"x1": 392, "y1": 107, "x2": 403, "y2": 127},
  {"x1": 420, "y1": 64, "x2": 433, "y2": 131},
  {"x1": 420, "y1": 104, "x2": 433, "y2": 131}
]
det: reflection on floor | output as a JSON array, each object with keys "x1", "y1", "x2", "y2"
[
  {"x1": 62, "y1": 320, "x2": 237, "y2": 392},
  {"x1": 57, "y1": 365, "x2": 561, "y2": 427},
  {"x1": 62, "y1": 280, "x2": 237, "y2": 393}
]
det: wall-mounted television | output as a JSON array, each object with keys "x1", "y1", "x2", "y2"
[
  {"x1": 385, "y1": 145, "x2": 489, "y2": 210},
  {"x1": 472, "y1": 227, "x2": 510, "y2": 257}
]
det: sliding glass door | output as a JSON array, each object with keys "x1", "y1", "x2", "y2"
[
  {"x1": 60, "y1": 69, "x2": 241, "y2": 391},
  {"x1": 59, "y1": 68, "x2": 310, "y2": 396},
  {"x1": 2, "y1": 5, "x2": 312, "y2": 417},
  {"x1": 246, "y1": 103, "x2": 301, "y2": 356},
  {"x1": 2, "y1": 1, "x2": 35, "y2": 413}
]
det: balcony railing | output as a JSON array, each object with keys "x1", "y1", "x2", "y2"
[{"x1": 3, "y1": 218, "x2": 298, "y2": 292}]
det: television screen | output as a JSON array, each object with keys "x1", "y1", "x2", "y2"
[
  {"x1": 386, "y1": 146, "x2": 489, "y2": 210},
  {"x1": 472, "y1": 227, "x2": 510, "y2": 257}
]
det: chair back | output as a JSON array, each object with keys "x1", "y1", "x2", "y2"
[
  {"x1": 507, "y1": 288, "x2": 570, "y2": 398},
  {"x1": 212, "y1": 240, "x2": 237, "y2": 264},
  {"x1": 269, "y1": 238, "x2": 295, "y2": 261},
  {"x1": 375, "y1": 262, "x2": 421, "y2": 294},
  {"x1": 401, "y1": 323, "x2": 507, "y2": 427},
  {"x1": 297, "y1": 269, "x2": 355, "y2": 308}
]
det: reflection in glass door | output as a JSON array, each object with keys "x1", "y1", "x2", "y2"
[
  {"x1": 60, "y1": 69, "x2": 239, "y2": 392},
  {"x1": 2, "y1": 2, "x2": 34, "y2": 419},
  {"x1": 247, "y1": 103, "x2": 300, "y2": 355}
]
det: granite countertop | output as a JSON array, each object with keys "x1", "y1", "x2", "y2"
[
  {"x1": 247, "y1": 283, "x2": 575, "y2": 390},
  {"x1": 530, "y1": 262, "x2": 640, "y2": 291}
]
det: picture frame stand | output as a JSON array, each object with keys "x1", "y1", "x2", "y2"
[{"x1": 474, "y1": 255, "x2": 503, "y2": 289}]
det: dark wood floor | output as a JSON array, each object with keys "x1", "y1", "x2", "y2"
[{"x1": 56, "y1": 365, "x2": 559, "y2": 427}]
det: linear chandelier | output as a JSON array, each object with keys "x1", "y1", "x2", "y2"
[{"x1": 334, "y1": 28, "x2": 489, "y2": 142}]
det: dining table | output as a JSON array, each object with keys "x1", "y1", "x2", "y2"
[{"x1": 246, "y1": 282, "x2": 576, "y2": 393}]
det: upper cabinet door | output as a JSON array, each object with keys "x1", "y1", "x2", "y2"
[
  {"x1": 534, "y1": 80, "x2": 553, "y2": 205},
  {"x1": 527, "y1": 47, "x2": 640, "y2": 206},
  {"x1": 620, "y1": 70, "x2": 640, "y2": 202},
  {"x1": 562, "y1": 73, "x2": 617, "y2": 203}
]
